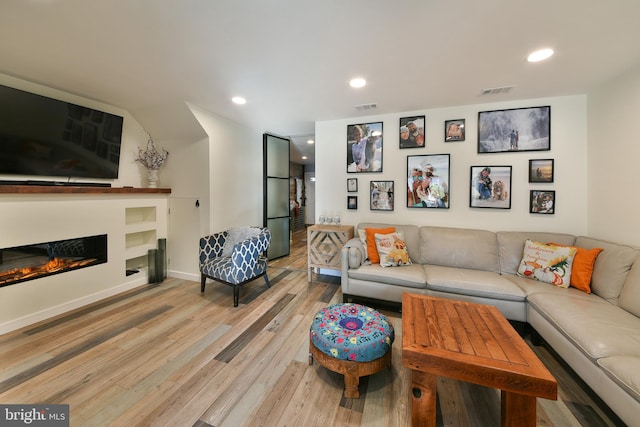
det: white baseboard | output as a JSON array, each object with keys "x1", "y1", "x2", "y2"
[
  {"x1": 168, "y1": 269, "x2": 199, "y2": 282},
  {"x1": 0, "y1": 275, "x2": 148, "y2": 335}
]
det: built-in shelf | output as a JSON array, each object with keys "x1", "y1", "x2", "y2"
[
  {"x1": 125, "y1": 206, "x2": 160, "y2": 279},
  {"x1": 125, "y1": 206, "x2": 157, "y2": 225}
]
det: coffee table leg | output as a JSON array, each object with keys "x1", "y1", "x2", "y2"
[
  {"x1": 501, "y1": 390, "x2": 537, "y2": 427},
  {"x1": 411, "y1": 370, "x2": 437, "y2": 427}
]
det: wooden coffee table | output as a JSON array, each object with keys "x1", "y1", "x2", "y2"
[{"x1": 402, "y1": 293, "x2": 557, "y2": 427}]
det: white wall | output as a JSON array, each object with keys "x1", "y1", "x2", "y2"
[
  {"x1": 587, "y1": 64, "x2": 640, "y2": 246},
  {"x1": 316, "y1": 95, "x2": 588, "y2": 235},
  {"x1": 189, "y1": 104, "x2": 264, "y2": 234},
  {"x1": 161, "y1": 102, "x2": 265, "y2": 281}
]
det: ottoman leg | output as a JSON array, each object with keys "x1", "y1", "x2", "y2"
[{"x1": 344, "y1": 362, "x2": 360, "y2": 398}]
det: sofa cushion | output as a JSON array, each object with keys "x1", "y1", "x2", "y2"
[
  {"x1": 597, "y1": 356, "x2": 640, "y2": 403},
  {"x1": 348, "y1": 263, "x2": 426, "y2": 289},
  {"x1": 497, "y1": 231, "x2": 575, "y2": 275},
  {"x1": 424, "y1": 265, "x2": 526, "y2": 301},
  {"x1": 527, "y1": 292, "x2": 640, "y2": 360},
  {"x1": 517, "y1": 240, "x2": 577, "y2": 288},
  {"x1": 506, "y1": 274, "x2": 597, "y2": 301},
  {"x1": 575, "y1": 236, "x2": 639, "y2": 304},
  {"x1": 375, "y1": 230, "x2": 412, "y2": 267},
  {"x1": 618, "y1": 259, "x2": 640, "y2": 317},
  {"x1": 419, "y1": 226, "x2": 499, "y2": 273}
]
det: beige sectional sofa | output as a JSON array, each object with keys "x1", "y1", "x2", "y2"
[{"x1": 340, "y1": 222, "x2": 640, "y2": 426}]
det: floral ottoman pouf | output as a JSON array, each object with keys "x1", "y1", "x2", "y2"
[{"x1": 309, "y1": 303, "x2": 395, "y2": 398}]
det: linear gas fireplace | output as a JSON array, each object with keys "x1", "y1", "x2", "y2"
[{"x1": 0, "y1": 235, "x2": 107, "y2": 287}]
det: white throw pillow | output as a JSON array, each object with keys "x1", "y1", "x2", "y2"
[
  {"x1": 517, "y1": 239, "x2": 577, "y2": 287},
  {"x1": 374, "y1": 231, "x2": 412, "y2": 267},
  {"x1": 222, "y1": 227, "x2": 262, "y2": 257}
]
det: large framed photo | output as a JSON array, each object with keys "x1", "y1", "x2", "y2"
[
  {"x1": 530, "y1": 190, "x2": 555, "y2": 214},
  {"x1": 445, "y1": 119, "x2": 465, "y2": 142},
  {"x1": 399, "y1": 116, "x2": 425, "y2": 149},
  {"x1": 370, "y1": 180, "x2": 394, "y2": 211},
  {"x1": 407, "y1": 154, "x2": 450, "y2": 208},
  {"x1": 347, "y1": 122, "x2": 383, "y2": 173},
  {"x1": 478, "y1": 106, "x2": 550, "y2": 153},
  {"x1": 470, "y1": 166, "x2": 512, "y2": 209},
  {"x1": 529, "y1": 159, "x2": 554, "y2": 183}
]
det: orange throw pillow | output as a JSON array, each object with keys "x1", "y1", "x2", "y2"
[
  {"x1": 549, "y1": 243, "x2": 603, "y2": 293},
  {"x1": 365, "y1": 227, "x2": 395, "y2": 264}
]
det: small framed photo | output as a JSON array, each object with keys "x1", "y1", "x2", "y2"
[
  {"x1": 370, "y1": 180, "x2": 394, "y2": 211},
  {"x1": 407, "y1": 154, "x2": 450, "y2": 208},
  {"x1": 470, "y1": 166, "x2": 512, "y2": 209},
  {"x1": 530, "y1": 190, "x2": 555, "y2": 214},
  {"x1": 347, "y1": 196, "x2": 358, "y2": 210},
  {"x1": 529, "y1": 159, "x2": 554, "y2": 183},
  {"x1": 399, "y1": 116, "x2": 425, "y2": 149},
  {"x1": 347, "y1": 122, "x2": 383, "y2": 173},
  {"x1": 444, "y1": 119, "x2": 465, "y2": 142},
  {"x1": 347, "y1": 178, "x2": 358, "y2": 192},
  {"x1": 478, "y1": 106, "x2": 550, "y2": 153}
]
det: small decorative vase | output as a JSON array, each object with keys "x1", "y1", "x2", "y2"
[{"x1": 147, "y1": 169, "x2": 158, "y2": 188}]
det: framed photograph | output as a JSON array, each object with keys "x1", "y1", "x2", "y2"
[
  {"x1": 530, "y1": 190, "x2": 555, "y2": 214},
  {"x1": 347, "y1": 122, "x2": 383, "y2": 173},
  {"x1": 347, "y1": 196, "x2": 358, "y2": 210},
  {"x1": 347, "y1": 178, "x2": 358, "y2": 192},
  {"x1": 399, "y1": 116, "x2": 425, "y2": 149},
  {"x1": 470, "y1": 166, "x2": 512, "y2": 209},
  {"x1": 529, "y1": 159, "x2": 554, "y2": 183},
  {"x1": 370, "y1": 180, "x2": 394, "y2": 211},
  {"x1": 407, "y1": 154, "x2": 450, "y2": 208},
  {"x1": 444, "y1": 119, "x2": 465, "y2": 142},
  {"x1": 477, "y1": 106, "x2": 550, "y2": 153}
]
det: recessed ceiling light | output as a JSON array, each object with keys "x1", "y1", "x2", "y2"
[
  {"x1": 349, "y1": 78, "x2": 366, "y2": 88},
  {"x1": 231, "y1": 96, "x2": 246, "y2": 105},
  {"x1": 302, "y1": 156, "x2": 308, "y2": 160},
  {"x1": 307, "y1": 139, "x2": 314, "y2": 144},
  {"x1": 527, "y1": 48, "x2": 554, "y2": 63}
]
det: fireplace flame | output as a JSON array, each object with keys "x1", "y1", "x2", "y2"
[{"x1": 0, "y1": 257, "x2": 97, "y2": 285}]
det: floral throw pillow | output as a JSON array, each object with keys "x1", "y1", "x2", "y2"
[
  {"x1": 517, "y1": 239, "x2": 577, "y2": 288},
  {"x1": 374, "y1": 231, "x2": 412, "y2": 267}
]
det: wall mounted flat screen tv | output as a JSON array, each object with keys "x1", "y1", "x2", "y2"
[{"x1": 0, "y1": 84, "x2": 124, "y2": 180}]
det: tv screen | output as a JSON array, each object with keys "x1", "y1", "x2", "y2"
[{"x1": 0, "y1": 84, "x2": 123, "y2": 180}]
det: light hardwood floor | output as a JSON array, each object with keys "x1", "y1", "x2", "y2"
[{"x1": 0, "y1": 229, "x2": 625, "y2": 426}]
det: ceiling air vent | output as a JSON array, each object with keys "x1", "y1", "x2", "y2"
[
  {"x1": 354, "y1": 103, "x2": 377, "y2": 111},
  {"x1": 481, "y1": 86, "x2": 515, "y2": 96}
]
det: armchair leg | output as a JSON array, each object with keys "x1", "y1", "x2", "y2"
[
  {"x1": 200, "y1": 275, "x2": 206, "y2": 293},
  {"x1": 264, "y1": 273, "x2": 271, "y2": 288},
  {"x1": 233, "y1": 285, "x2": 239, "y2": 307}
]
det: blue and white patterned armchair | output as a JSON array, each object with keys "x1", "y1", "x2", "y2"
[{"x1": 199, "y1": 227, "x2": 271, "y2": 307}]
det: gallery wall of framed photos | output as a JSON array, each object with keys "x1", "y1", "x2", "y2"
[{"x1": 316, "y1": 94, "x2": 588, "y2": 235}]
